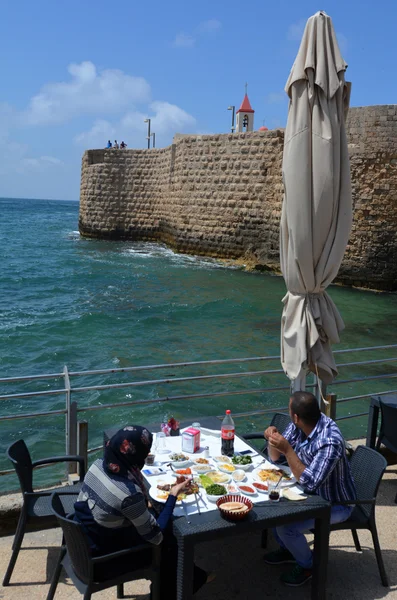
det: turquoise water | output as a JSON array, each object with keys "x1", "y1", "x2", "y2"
[{"x1": 1, "y1": 198, "x2": 396, "y2": 491}]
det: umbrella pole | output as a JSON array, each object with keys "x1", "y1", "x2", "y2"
[{"x1": 291, "y1": 370, "x2": 307, "y2": 393}]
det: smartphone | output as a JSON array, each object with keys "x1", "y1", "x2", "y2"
[{"x1": 239, "y1": 450, "x2": 254, "y2": 455}]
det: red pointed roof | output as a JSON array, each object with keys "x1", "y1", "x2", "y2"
[{"x1": 237, "y1": 94, "x2": 255, "y2": 114}]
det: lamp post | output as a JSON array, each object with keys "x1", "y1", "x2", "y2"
[
  {"x1": 151, "y1": 132, "x2": 156, "y2": 149},
  {"x1": 227, "y1": 105, "x2": 235, "y2": 133},
  {"x1": 144, "y1": 118, "x2": 151, "y2": 149}
]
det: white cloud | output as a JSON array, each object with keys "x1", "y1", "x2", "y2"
[
  {"x1": 21, "y1": 61, "x2": 151, "y2": 126},
  {"x1": 149, "y1": 101, "x2": 196, "y2": 134},
  {"x1": 173, "y1": 18, "x2": 221, "y2": 48},
  {"x1": 266, "y1": 91, "x2": 287, "y2": 104},
  {"x1": 287, "y1": 19, "x2": 306, "y2": 42},
  {"x1": 74, "y1": 119, "x2": 116, "y2": 146},
  {"x1": 173, "y1": 33, "x2": 196, "y2": 48},
  {"x1": 337, "y1": 33, "x2": 348, "y2": 55},
  {"x1": 19, "y1": 156, "x2": 63, "y2": 171},
  {"x1": 75, "y1": 102, "x2": 196, "y2": 148},
  {"x1": 198, "y1": 19, "x2": 221, "y2": 33}
]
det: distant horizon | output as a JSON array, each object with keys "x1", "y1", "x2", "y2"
[{"x1": 0, "y1": 196, "x2": 79, "y2": 203}]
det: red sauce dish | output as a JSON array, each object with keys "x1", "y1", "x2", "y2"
[
  {"x1": 253, "y1": 482, "x2": 268, "y2": 492},
  {"x1": 239, "y1": 485, "x2": 256, "y2": 495}
]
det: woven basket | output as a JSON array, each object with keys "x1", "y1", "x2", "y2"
[{"x1": 216, "y1": 494, "x2": 253, "y2": 521}]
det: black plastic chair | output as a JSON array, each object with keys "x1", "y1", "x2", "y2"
[
  {"x1": 330, "y1": 445, "x2": 389, "y2": 586},
  {"x1": 241, "y1": 412, "x2": 291, "y2": 456},
  {"x1": 376, "y1": 399, "x2": 397, "y2": 503},
  {"x1": 47, "y1": 492, "x2": 161, "y2": 600},
  {"x1": 2, "y1": 439, "x2": 85, "y2": 586}
]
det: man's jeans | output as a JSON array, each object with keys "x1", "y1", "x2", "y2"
[{"x1": 273, "y1": 504, "x2": 353, "y2": 569}]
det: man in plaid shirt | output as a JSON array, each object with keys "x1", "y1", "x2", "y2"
[{"x1": 263, "y1": 391, "x2": 356, "y2": 586}]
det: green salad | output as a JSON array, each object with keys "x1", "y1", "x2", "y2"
[
  {"x1": 232, "y1": 454, "x2": 253, "y2": 465},
  {"x1": 205, "y1": 484, "x2": 227, "y2": 496}
]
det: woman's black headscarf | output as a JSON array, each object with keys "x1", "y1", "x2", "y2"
[{"x1": 104, "y1": 425, "x2": 153, "y2": 478}]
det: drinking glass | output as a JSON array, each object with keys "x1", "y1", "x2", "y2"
[
  {"x1": 268, "y1": 481, "x2": 281, "y2": 502},
  {"x1": 192, "y1": 422, "x2": 204, "y2": 442},
  {"x1": 156, "y1": 432, "x2": 168, "y2": 454}
]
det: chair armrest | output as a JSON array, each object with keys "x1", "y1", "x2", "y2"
[
  {"x1": 91, "y1": 542, "x2": 154, "y2": 564},
  {"x1": 32, "y1": 455, "x2": 85, "y2": 479},
  {"x1": 336, "y1": 498, "x2": 376, "y2": 506},
  {"x1": 24, "y1": 488, "x2": 80, "y2": 498},
  {"x1": 240, "y1": 432, "x2": 265, "y2": 441}
]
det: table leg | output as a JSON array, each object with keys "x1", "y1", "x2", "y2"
[
  {"x1": 311, "y1": 509, "x2": 330, "y2": 600},
  {"x1": 366, "y1": 403, "x2": 379, "y2": 449},
  {"x1": 176, "y1": 538, "x2": 195, "y2": 600}
]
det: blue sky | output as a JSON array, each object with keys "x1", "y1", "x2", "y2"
[{"x1": 1, "y1": 0, "x2": 396, "y2": 200}]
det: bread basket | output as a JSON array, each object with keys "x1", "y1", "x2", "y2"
[{"x1": 216, "y1": 494, "x2": 253, "y2": 521}]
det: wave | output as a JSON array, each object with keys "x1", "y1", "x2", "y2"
[{"x1": 123, "y1": 242, "x2": 238, "y2": 270}]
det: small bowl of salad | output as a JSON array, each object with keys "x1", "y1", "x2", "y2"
[
  {"x1": 169, "y1": 453, "x2": 191, "y2": 468},
  {"x1": 231, "y1": 454, "x2": 253, "y2": 471},
  {"x1": 205, "y1": 483, "x2": 228, "y2": 502}
]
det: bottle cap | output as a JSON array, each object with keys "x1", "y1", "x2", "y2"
[{"x1": 226, "y1": 410, "x2": 231, "y2": 414}]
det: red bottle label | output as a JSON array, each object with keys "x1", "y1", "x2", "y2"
[{"x1": 221, "y1": 428, "x2": 235, "y2": 440}]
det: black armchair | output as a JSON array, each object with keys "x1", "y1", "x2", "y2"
[
  {"x1": 2, "y1": 439, "x2": 85, "y2": 586},
  {"x1": 241, "y1": 412, "x2": 291, "y2": 457},
  {"x1": 330, "y1": 445, "x2": 389, "y2": 586},
  {"x1": 47, "y1": 492, "x2": 161, "y2": 600}
]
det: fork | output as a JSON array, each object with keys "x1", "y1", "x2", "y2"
[
  {"x1": 193, "y1": 492, "x2": 201, "y2": 515},
  {"x1": 181, "y1": 500, "x2": 191, "y2": 524}
]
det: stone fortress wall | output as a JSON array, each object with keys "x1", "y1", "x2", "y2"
[{"x1": 79, "y1": 105, "x2": 397, "y2": 291}]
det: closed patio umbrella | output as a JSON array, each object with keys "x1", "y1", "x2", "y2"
[{"x1": 280, "y1": 11, "x2": 352, "y2": 386}]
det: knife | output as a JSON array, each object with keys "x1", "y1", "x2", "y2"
[{"x1": 181, "y1": 500, "x2": 191, "y2": 524}]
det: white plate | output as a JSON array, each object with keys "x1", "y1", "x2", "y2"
[
  {"x1": 232, "y1": 469, "x2": 246, "y2": 482},
  {"x1": 253, "y1": 467, "x2": 295, "y2": 487},
  {"x1": 237, "y1": 484, "x2": 257, "y2": 496},
  {"x1": 170, "y1": 470, "x2": 193, "y2": 478},
  {"x1": 169, "y1": 459, "x2": 191, "y2": 468},
  {"x1": 192, "y1": 465, "x2": 212, "y2": 474},
  {"x1": 206, "y1": 492, "x2": 227, "y2": 503},
  {"x1": 206, "y1": 471, "x2": 231, "y2": 485},
  {"x1": 230, "y1": 462, "x2": 252, "y2": 472},
  {"x1": 213, "y1": 455, "x2": 232, "y2": 463},
  {"x1": 252, "y1": 482, "x2": 269, "y2": 494},
  {"x1": 149, "y1": 487, "x2": 196, "y2": 505},
  {"x1": 217, "y1": 464, "x2": 236, "y2": 474}
]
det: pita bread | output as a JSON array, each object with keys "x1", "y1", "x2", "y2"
[
  {"x1": 219, "y1": 501, "x2": 248, "y2": 513},
  {"x1": 283, "y1": 489, "x2": 307, "y2": 501}
]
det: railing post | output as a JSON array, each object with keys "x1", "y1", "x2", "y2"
[
  {"x1": 77, "y1": 420, "x2": 88, "y2": 476},
  {"x1": 64, "y1": 365, "x2": 78, "y2": 478},
  {"x1": 322, "y1": 393, "x2": 337, "y2": 421},
  {"x1": 64, "y1": 365, "x2": 71, "y2": 462}
]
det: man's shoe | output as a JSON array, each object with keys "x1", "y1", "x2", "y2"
[
  {"x1": 263, "y1": 548, "x2": 295, "y2": 565},
  {"x1": 281, "y1": 564, "x2": 312, "y2": 586}
]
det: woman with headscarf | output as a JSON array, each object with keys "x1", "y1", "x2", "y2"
[{"x1": 74, "y1": 425, "x2": 208, "y2": 597}]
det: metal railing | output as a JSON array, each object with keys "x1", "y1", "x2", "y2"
[{"x1": 0, "y1": 343, "x2": 396, "y2": 479}]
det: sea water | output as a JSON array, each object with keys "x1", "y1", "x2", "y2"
[{"x1": 1, "y1": 197, "x2": 396, "y2": 490}]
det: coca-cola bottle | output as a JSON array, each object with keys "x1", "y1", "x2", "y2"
[{"x1": 221, "y1": 409, "x2": 235, "y2": 456}]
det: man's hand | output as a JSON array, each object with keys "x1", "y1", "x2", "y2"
[
  {"x1": 264, "y1": 425, "x2": 278, "y2": 441},
  {"x1": 268, "y1": 431, "x2": 291, "y2": 455}
]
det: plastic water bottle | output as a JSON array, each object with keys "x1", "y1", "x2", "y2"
[{"x1": 221, "y1": 410, "x2": 235, "y2": 457}]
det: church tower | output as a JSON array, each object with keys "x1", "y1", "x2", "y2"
[{"x1": 236, "y1": 85, "x2": 255, "y2": 132}]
